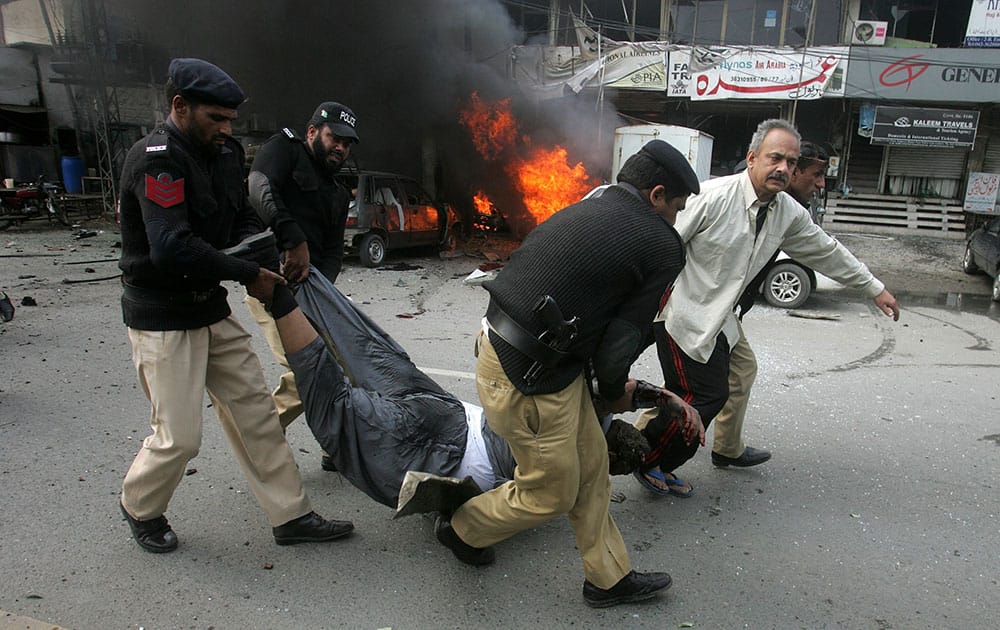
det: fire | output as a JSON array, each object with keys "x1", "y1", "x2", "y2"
[
  {"x1": 459, "y1": 92, "x2": 518, "y2": 162},
  {"x1": 512, "y1": 146, "x2": 595, "y2": 224},
  {"x1": 459, "y1": 93, "x2": 598, "y2": 229},
  {"x1": 472, "y1": 190, "x2": 493, "y2": 215}
]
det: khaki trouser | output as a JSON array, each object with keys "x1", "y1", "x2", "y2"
[
  {"x1": 246, "y1": 294, "x2": 304, "y2": 429},
  {"x1": 451, "y1": 333, "x2": 631, "y2": 589},
  {"x1": 121, "y1": 315, "x2": 311, "y2": 526},
  {"x1": 710, "y1": 320, "x2": 757, "y2": 458}
]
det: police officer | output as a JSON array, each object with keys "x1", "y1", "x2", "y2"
[
  {"x1": 249, "y1": 101, "x2": 358, "y2": 284},
  {"x1": 117, "y1": 58, "x2": 354, "y2": 553},
  {"x1": 437, "y1": 140, "x2": 704, "y2": 608},
  {"x1": 245, "y1": 103, "x2": 358, "y2": 447}
]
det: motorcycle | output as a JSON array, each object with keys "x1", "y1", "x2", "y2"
[{"x1": 0, "y1": 176, "x2": 67, "y2": 229}]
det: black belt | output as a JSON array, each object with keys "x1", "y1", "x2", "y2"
[
  {"x1": 122, "y1": 281, "x2": 221, "y2": 305},
  {"x1": 485, "y1": 300, "x2": 569, "y2": 368}
]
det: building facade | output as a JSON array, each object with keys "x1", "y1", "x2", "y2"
[{"x1": 502, "y1": 0, "x2": 1000, "y2": 237}]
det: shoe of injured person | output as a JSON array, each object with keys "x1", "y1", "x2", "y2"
[
  {"x1": 434, "y1": 515, "x2": 495, "y2": 566},
  {"x1": 273, "y1": 511, "x2": 354, "y2": 545},
  {"x1": 583, "y1": 570, "x2": 672, "y2": 608},
  {"x1": 220, "y1": 230, "x2": 280, "y2": 273}
]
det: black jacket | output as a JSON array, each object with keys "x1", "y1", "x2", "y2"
[
  {"x1": 484, "y1": 184, "x2": 686, "y2": 399},
  {"x1": 248, "y1": 128, "x2": 350, "y2": 282},
  {"x1": 117, "y1": 119, "x2": 262, "y2": 331}
]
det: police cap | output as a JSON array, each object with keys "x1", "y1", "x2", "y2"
[
  {"x1": 639, "y1": 139, "x2": 700, "y2": 196},
  {"x1": 308, "y1": 102, "x2": 360, "y2": 143},
  {"x1": 168, "y1": 58, "x2": 246, "y2": 109}
]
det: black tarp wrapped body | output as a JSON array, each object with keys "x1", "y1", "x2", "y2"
[{"x1": 287, "y1": 269, "x2": 469, "y2": 507}]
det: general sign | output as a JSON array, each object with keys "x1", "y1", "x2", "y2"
[
  {"x1": 871, "y1": 106, "x2": 979, "y2": 148},
  {"x1": 845, "y1": 48, "x2": 1000, "y2": 102}
]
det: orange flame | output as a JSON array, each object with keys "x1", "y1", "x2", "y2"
[
  {"x1": 459, "y1": 92, "x2": 517, "y2": 161},
  {"x1": 460, "y1": 93, "x2": 597, "y2": 229},
  {"x1": 472, "y1": 190, "x2": 493, "y2": 215},
  {"x1": 510, "y1": 147, "x2": 595, "y2": 224}
]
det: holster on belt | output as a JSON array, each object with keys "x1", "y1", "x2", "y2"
[{"x1": 485, "y1": 296, "x2": 578, "y2": 385}]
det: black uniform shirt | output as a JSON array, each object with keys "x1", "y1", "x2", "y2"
[
  {"x1": 248, "y1": 129, "x2": 351, "y2": 282},
  {"x1": 484, "y1": 185, "x2": 686, "y2": 399},
  {"x1": 117, "y1": 119, "x2": 262, "y2": 331}
]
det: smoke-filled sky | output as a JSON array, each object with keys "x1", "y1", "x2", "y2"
[
  {"x1": 108, "y1": 0, "x2": 624, "y2": 214},
  {"x1": 101, "y1": 0, "x2": 614, "y2": 215}
]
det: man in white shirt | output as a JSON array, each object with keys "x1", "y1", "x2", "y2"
[{"x1": 635, "y1": 119, "x2": 900, "y2": 495}]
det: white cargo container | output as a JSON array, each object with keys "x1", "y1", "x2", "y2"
[{"x1": 611, "y1": 125, "x2": 714, "y2": 184}]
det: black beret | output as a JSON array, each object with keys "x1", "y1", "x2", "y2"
[
  {"x1": 168, "y1": 58, "x2": 246, "y2": 109},
  {"x1": 639, "y1": 139, "x2": 700, "y2": 196},
  {"x1": 308, "y1": 101, "x2": 360, "y2": 143}
]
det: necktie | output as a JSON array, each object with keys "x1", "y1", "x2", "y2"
[{"x1": 755, "y1": 202, "x2": 770, "y2": 236}]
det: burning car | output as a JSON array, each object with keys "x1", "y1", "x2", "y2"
[
  {"x1": 471, "y1": 191, "x2": 508, "y2": 234},
  {"x1": 336, "y1": 169, "x2": 462, "y2": 267}
]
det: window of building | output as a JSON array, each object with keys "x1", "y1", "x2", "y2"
[{"x1": 857, "y1": 0, "x2": 972, "y2": 47}]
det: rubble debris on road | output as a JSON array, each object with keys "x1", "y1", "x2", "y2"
[{"x1": 787, "y1": 311, "x2": 842, "y2": 321}]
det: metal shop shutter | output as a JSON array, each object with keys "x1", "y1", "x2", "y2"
[
  {"x1": 886, "y1": 147, "x2": 967, "y2": 179},
  {"x1": 983, "y1": 138, "x2": 1000, "y2": 174}
]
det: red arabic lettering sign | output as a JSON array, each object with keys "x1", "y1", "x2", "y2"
[{"x1": 690, "y1": 48, "x2": 845, "y2": 101}]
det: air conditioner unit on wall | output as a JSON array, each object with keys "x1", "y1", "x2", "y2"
[{"x1": 851, "y1": 20, "x2": 888, "y2": 46}]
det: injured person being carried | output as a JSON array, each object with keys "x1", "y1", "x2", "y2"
[{"x1": 258, "y1": 262, "x2": 686, "y2": 513}]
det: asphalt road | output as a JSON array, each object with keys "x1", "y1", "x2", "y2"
[{"x1": 1, "y1": 223, "x2": 998, "y2": 629}]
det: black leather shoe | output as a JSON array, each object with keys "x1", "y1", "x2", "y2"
[
  {"x1": 711, "y1": 446, "x2": 772, "y2": 468},
  {"x1": 434, "y1": 515, "x2": 495, "y2": 566},
  {"x1": 119, "y1": 501, "x2": 178, "y2": 553},
  {"x1": 273, "y1": 511, "x2": 354, "y2": 545},
  {"x1": 320, "y1": 454, "x2": 337, "y2": 472},
  {"x1": 583, "y1": 570, "x2": 672, "y2": 608}
]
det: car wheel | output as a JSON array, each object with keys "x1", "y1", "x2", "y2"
[
  {"x1": 762, "y1": 262, "x2": 811, "y2": 309},
  {"x1": 359, "y1": 233, "x2": 386, "y2": 267},
  {"x1": 992, "y1": 273, "x2": 1000, "y2": 303},
  {"x1": 962, "y1": 243, "x2": 979, "y2": 274}
]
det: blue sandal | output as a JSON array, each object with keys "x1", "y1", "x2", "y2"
[{"x1": 634, "y1": 468, "x2": 694, "y2": 498}]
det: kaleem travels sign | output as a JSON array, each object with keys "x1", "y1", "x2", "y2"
[{"x1": 871, "y1": 106, "x2": 979, "y2": 148}]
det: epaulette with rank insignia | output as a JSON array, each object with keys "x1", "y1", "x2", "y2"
[
  {"x1": 142, "y1": 130, "x2": 184, "y2": 208},
  {"x1": 145, "y1": 128, "x2": 170, "y2": 154}
]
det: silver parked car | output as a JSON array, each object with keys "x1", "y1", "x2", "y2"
[{"x1": 962, "y1": 215, "x2": 1000, "y2": 302}]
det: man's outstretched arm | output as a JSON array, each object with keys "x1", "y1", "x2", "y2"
[
  {"x1": 250, "y1": 281, "x2": 317, "y2": 354},
  {"x1": 274, "y1": 306, "x2": 318, "y2": 355}
]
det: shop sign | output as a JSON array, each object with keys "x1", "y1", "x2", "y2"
[
  {"x1": 670, "y1": 46, "x2": 848, "y2": 101},
  {"x1": 846, "y1": 48, "x2": 1000, "y2": 102},
  {"x1": 964, "y1": 172, "x2": 1000, "y2": 214},
  {"x1": 871, "y1": 106, "x2": 979, "y2": 148},
  {"x1": 965, "y1": 0, "x2": 1000, "y2": 48}
]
